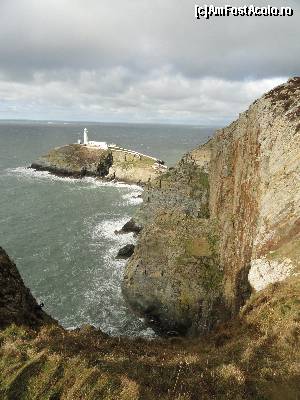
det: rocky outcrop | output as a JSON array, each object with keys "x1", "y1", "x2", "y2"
[
  {"x1": 116, "y1": 244, "x2": 135, "y2": 259},
  {"x1": 116, "y1": 218, "x2": 143, "y2": 235},
  {"x1": 106, "y1": 149, "x2": 166, "y2": 184},
  {"x1": 31, "y1": 144, "x2": 166, "y2": 184},
  {"x1": 0, "y1": 247, "x2": 54, "y2": 329},
  {"x1": 122, "y1": 143, "x2": 224, "y2": 335},
  {"x1": 31, "y1": 144, "x2": 113, "y2": 177},
  {"x1": 122, "y1": 77, "x2": 300, "y2": 335}
]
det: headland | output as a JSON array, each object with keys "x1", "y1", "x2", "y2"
[{"x1": 31, "y1": 129, "x2": 167, "y2": 185}]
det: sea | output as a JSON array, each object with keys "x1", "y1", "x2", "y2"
[{"x1": 0, "y1": 120, "x2": 215, "y2": 337}]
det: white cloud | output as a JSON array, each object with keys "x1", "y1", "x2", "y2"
[
  {"x1": 0, "y1": 0, "x2": 298, "y2": 123},
  {"x1": 0, "y1": 69, "x2": 287, "y2": 124}
]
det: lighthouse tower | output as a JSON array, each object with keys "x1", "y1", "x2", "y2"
[{"x1": 83, "y1": 128, "x2": 89, "y2": 145}]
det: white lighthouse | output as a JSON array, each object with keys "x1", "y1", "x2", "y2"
[
  {"x1": 83, "y1": 128, "x2": 89, "y2": 145},
  {"x1": 78, "y1": 127, "x2": 109, "y2": 150}
]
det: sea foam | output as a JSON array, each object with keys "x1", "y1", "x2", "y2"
[{"x1": 5, "y1": 167, "x2": 144, "y2": 192}]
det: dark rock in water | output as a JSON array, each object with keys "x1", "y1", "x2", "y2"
[
  {"x1": 116, "y1": 244, "x2": 135, "y2": 259},
  {"x1": 0, "y1": 247, "x2": 54, "y2": 328},
  {"x1": 120, "y1": 219, "x2": 142, "y2": 234}
]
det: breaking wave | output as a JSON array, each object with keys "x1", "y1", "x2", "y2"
[
  {"x1": 3, "y1": 165, "x2": 152, "y2": 337},
  {"x1": 4, "y1": 167, "x2": 144, "y2": 191},
  {"x1": 86, "y1": 215, "x2": 155, "y2": 337}
]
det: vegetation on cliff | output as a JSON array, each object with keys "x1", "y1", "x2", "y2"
[{"x1": 0, "y1": 272, "x2": 299, "y2": 399}]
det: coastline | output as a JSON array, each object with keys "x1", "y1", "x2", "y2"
[
  {"x1": 0, "y1": 78, "x2": 299, "y2": 398},
  {"x1": 30, "y1": 143, "x2": 167, "y2": 185}
]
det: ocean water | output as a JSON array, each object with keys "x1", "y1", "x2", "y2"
[{"x1": 0, "y1": 121, "x2": 215, "y2": 336}]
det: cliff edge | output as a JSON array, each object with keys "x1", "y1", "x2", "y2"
[
  {"x1": 0, "y1": 246, "x2": 299, "y2": 399},
  {"x1": 122, "y1": 77, "x2": 300, "y2": 335},
  {"x1": 0, "y1": 247, "x2": 54, "y2": 329}
]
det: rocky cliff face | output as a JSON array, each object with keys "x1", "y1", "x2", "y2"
[
  {"x1": 107, "y1": 148, "x2": 165, "y2": 184},
  {"x1": 31, "y1": 144, "x2": 166, "y2": 184},
  {"x1": 0, "y1": 247, "x2": 54, "y2": 329},
  {"x1": 31, "y1": 144, "x2": 113, "y2": 177},
  {"x1": 210, "y1": 77, "x2": 300, "y2": 313},
  {"x1": 123, "y1": 77, "x2": 300, "y2": 335}
]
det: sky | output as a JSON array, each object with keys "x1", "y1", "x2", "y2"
[{"x1": 0, "y1": 0, "x2": 299, "y2": 125}]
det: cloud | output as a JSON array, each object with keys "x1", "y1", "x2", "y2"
[
  {"x1": 0, "y1": 0, "x2": 298, "y2": 123},
  {"x1": 0, "y1": 69, "x2": 286, "y2": 124}
]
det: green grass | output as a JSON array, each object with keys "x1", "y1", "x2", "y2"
[
  {"x1": 114, "y1": 156, "x2": 155, "y2": 171},
  {"x1": 0, "y1": 276, "x2": 299, "y2": 400},
  {"x1": 1, "y1": 277, "x2": 299, "y2": 400}
]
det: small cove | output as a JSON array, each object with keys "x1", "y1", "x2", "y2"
[{"x1": 0, "y1": 121, "x2": 214, "y2": 336}]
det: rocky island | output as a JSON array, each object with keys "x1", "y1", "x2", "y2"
[
  {"x1": 31, "y1": 129, "x2": 167, "y2": 185},
  {"x1": 0, "y1": 78, "x2": 299, "y2": 399}
]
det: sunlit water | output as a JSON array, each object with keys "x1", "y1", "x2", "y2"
[{"x1": 0, "y1": 121, "x2": 215, "y2": 336}]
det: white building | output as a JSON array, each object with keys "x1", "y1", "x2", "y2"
[
  {"x1": 88, "y1": 141, "x2": 108, "y2": 150},
  {"x1": 79, "y1": 128, "x2": 108, "y2": 150}
]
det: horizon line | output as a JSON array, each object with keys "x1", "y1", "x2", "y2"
[{"x1": 0, "y1": 117, "x2": 224, "y2": 128}]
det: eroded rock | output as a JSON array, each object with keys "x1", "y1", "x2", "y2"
[
  {"x1": 118, "y1": 219, "x2": 142, "y2": 234},
  {"x1": 248, "y1": 257, "x2": 296, "y2": 291},
  {"x1": 116, "y1": 244, "x2": 135, "y2": 259},
  {"x1": 123, "y1": 77, "x2": 300, "y2": 336}
]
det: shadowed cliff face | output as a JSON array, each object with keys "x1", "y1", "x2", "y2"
[
  {"x1": 122, "y1": 152, "x2": 227, "y2": 335},
  {"x1": 123, "y1": 77, "x2": 300, "y2": 335},
  {"x1": 0, "y1": 247, "x2": 54, "y2": 329}
]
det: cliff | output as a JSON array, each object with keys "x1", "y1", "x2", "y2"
[
  {"x1": 31, "y1": 143, "x2": 166, "y2": 184},
  {"x1": 0, "y1": 248, "x2": 299, "y2": 399},
  {"x1": 1, "y1": 78, "x2": 299, "y2": 399},
  {"x1": 122, "y1": 77, "x2": 300, "y2": 335},
  {"x1": 0, "y1": 247, "x2": 54, "y2": 329}
]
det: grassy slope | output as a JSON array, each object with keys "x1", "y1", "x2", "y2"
[
  {"x1": 38, "y1": 145, "x2": 109, "y2": 169},
  {"x1": 0, "y1": 276, "x2": 299, "y2": 400}
]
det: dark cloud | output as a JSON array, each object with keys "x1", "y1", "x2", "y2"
[{"x1": 0, "y1": 0, "x2": 298, "y2": 122}]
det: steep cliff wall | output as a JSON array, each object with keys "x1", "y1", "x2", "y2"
[
  {"x1": 122, "y1": 141, "x2": 225, "y2": 335},
  {"x1": 210, "y1": 77, "x2": 300, "y2": 313},
  {"x1": 123, "y1": 77, "x2": 300, "y2": 335}
]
